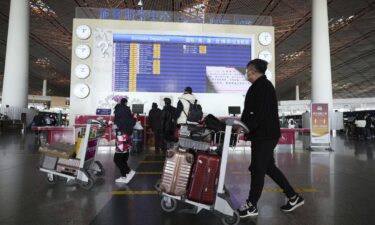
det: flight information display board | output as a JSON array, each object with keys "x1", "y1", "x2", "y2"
[{"x1": 113, "y1": 34, "x2": 252, "y2": 93}]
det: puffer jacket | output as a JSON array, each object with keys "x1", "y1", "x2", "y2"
[{"x1": 176, "y1": 93, "x2": 198, "y2": 124}]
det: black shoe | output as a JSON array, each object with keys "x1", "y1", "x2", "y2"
[
  {"x1": 280, "y1": 194, "x2": 304, "y2": 212},
  {"x1": 237, "y1": 201, "x2": 258, "y2": 218}
]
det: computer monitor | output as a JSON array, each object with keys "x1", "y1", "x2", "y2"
[
  {"x1": 132, "y1": 104, "x2": 144, "y2": 114},
  {"x1": 228, "y1": 106, "x2": 241, "y2": 116}
]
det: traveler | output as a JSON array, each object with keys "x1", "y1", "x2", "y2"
[
  {"x1": 113, "y1": 98, "x2": 136, "y2": 184},
  {"x1": 32, "y1": 113, "x2": 45, "y2": 136},
  {"x1": 288, "y1": 119, "x2": 296, "y2": 129},
  {"x1": 148, "y1": 102, "x2": 162, "y2": 151},
  {"x1": 238, "y1": 59, "x2": 304, "y2": 218},
  {"x1": 176, "y1": 86, "x2": 201, "y2": 124},
  {"x1": 160, "y1": 98, "x2": 177, "y2": 151},
  {"x1": 365, "y1": 114, "x2": 372, "y2": 140}
]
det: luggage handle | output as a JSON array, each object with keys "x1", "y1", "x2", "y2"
[{"x1": 225, "y1": 118, "x2": 249, "y2": 133}]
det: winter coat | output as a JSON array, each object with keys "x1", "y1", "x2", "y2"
[
  {"x1": 161, "y1": 105, "x2": 177, "y2": 141},
  {"x1": 148, "y1": 108, "x2": 162, "y2": 132},
  {"x1": 241, "y1": 75, "x2": 281, "y2": 141},
  {"x1": 176, "y1": 93, "x2": 199, "y2": 124},
  {"x1": 114, "y1": 104, "x2": 136, "y2": 135}
]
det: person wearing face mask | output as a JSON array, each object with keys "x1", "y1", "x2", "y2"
[{"x1": 237, "y1": 59, "x2": 304, "y2": 218}]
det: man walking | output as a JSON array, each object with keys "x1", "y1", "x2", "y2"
[
  {"x1": 238, "y1": 59, "x2": 304, "y2": 218},
  {"x1": 148, "y1": 103, "x2": 162, "y2": 151}
]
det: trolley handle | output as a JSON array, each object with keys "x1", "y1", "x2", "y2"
[
  {"x1": 225, "y1": 118, "x2": 249, "y2": 133},
  {"x1": 86, "y1": 119, "x2": 108, "y2": 127}
]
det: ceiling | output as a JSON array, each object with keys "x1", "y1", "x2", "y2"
[{"x1": 0, "y1": 0, "x2": 375, "y2": 100}]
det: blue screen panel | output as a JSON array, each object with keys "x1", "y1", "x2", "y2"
[{"x1": 112, "y1": 34, "x2": 252, "y2": 93}]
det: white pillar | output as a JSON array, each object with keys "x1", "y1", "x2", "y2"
[
  {"x1": 43, "y1": 80, "x2": 47, "y2": 96},
  {"x1": 1, "y1": 0, "x2": 29, "y2": 108},
  {"x1": 311, "y1": 0, "x2": 333, "y2": 110},
  {"x1": 296, "y1": 85, "x2": 300, "y2": 101}
]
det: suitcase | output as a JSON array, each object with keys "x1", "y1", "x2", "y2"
[
  {"x1": 160, "y1": 148, "x2": 194, "y2": 196},
  {"x1": 187, "y1": 152, "x2": 220, "y2": 205},
  {"x1": 56, "y1": 158, "x2": 80, "y2": 176},
  {"x1": 41, "y1": 155, "x2": 58, "y2": 170}
]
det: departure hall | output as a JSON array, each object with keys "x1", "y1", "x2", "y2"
[{"x1": 0, "y1": 1, "x2": 375, "y2": 225}]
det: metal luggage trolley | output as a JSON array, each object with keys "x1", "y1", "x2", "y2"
[
  {"x1": 159, "y1": 118, "x2": 249, "y2": 225},
  {"x1": 39, "y1": 119, "x2": 106, "y2": 190}
]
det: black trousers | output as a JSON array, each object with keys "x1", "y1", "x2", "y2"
[
  {"x1": 161, "y1": 131, "x2": 176, "y2": 151},
  {"x1": 153, "y1": 130, "x2": 163, "y2": 151},
  {"x1": 113, "y1": 152, "x2": 130, "y2": 177},
  {"x1": 248, "y1": 138, "x2": 296, "y2": 206}
]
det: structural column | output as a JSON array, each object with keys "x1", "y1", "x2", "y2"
[
  {"x1": 1, "y1": 0, "x2": 29, "y2": 108},
  {"x1": 42, "y1": 80, "x2": 47, "y2": 96},
  {"x1": 311, "y1": 0, "x2": 333, "y2": 110},
  {"x1": 296, "y1": 85, "x2": 300, "y2": 101}
]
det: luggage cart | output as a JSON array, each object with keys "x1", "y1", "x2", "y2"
[
  {"x1": 39, "y1": 119, "x2": 106, "y2": 190},
  {"x1": 159, "y1": 118, "x2": 249, "y2": 225}
]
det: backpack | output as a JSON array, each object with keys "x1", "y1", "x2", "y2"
[
  {"x1": 184, "y1": 99, "x2": 203, "y2": 123},
  {"x1": 204, "y1": 114, "x2": 225, "y2": 132}
]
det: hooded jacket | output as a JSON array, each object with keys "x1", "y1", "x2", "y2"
[
  {"x1": 114, "y1": 103, "x2": 136, "y2": 135},
  {"x1": 241, "y1": 75, "x2": 281, "y2": 141},
  {"x1": 148, "y1": 107, "x2": 162, "y2": 132},
  {"x1": 176, "y1": 93, "x2": 198, "y2": 124}
]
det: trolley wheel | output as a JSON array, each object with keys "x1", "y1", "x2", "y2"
[
  {"x1": 93, "y1": 161, "x2": 105, "y2": 177},
  {"x1": 79, "y1": 177, "x2": 94, "y2": 190},
  {"x1": 160, "y1": 197, "x2": 177, "y2": 212},
  {"x1": 221, "y1": 211, "x2": 240, "y2": 225},
  {"x1": 46, "y1": 174, "x2": 57, "y2": 185}
]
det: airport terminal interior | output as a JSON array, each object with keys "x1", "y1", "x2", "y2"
[
  {"x1": 1, "y1": 0, "x2": 375, "y2": 225},
  {"x1": 1, "y1": 131, "x2": 375, "y2": 225}
]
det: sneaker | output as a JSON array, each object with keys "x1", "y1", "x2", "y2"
[
  {"x1": 237, "y1": 201, "x2": 258, "y2": 218},
  {"x1": 115, "y1": 177, "x2": 127, "y2": 183},
  {"x1": 124, "y1": 170, "x2": 136, "y2": 183},
  {"x1": 280, "y1": 194, "x2": 305, "y2": 212}
]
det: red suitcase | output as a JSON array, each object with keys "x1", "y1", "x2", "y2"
[{"x1": 187, "y1": 152, "x2": 220, "y2": 205}]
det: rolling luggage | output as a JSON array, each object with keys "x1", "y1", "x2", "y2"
[
  {"x1": 41, "y1": 155, "x2": 58, "y2": 170},
  {"x1": 187, "y1": 152, "x2": 220, "y2": 205},
  {"x1": 56, "y1": 158, "x2": 80, "y2": 176},
  {"x1": 160, "y1": 148, "x2": 194, "y2": 196}
]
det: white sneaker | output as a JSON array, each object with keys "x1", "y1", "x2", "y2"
[
  {"x1": 124, "y1": 170, "x2": 136, "y2": 183},
  {"x1": 115, "y1": 177, "x2": 127, "y2": 183}
]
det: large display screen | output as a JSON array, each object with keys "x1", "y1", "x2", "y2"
[{"x1": 112, "y1": 33, "x2": 252, "y2": 93}]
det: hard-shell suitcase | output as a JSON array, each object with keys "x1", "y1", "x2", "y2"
[
  {"x1": 41, "y1": 155, "x2": 58, "y2": 170},
  {"x1": 187, "y1": 152, "x2": 220, "y2": 204},
  {"x1": 160, "y1": 148, "x2": 194, "y2": 196},
  {"x1": 56, "y1": 158, "x2": 80, "y2": 176}
]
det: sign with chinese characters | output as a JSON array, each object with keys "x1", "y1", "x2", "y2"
[{"x1": 310, "y1": 103, "x2": 330, "y2": 144}]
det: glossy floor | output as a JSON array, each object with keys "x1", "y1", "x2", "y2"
[{"x1": 0, "y1": 131, "x2": 374, "y2": 225}]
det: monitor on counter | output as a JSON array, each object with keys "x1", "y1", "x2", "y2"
[
  {"x1": 132, "y1": 104, "x2": 144, "y2": 114},
  {"x1": 228, "y1": 106, "x2": 241, "y2": 116}
]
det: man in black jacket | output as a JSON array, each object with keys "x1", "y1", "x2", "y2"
[
  {"x1": 160, "y1": 98, "x2": 177, "y2": 151},
  {"x1": 148, "y1": 103, "x2": 162, "y2": 151},
  {"x1": 238, "y1": 59, "x2": 304, "y2": 218}
]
